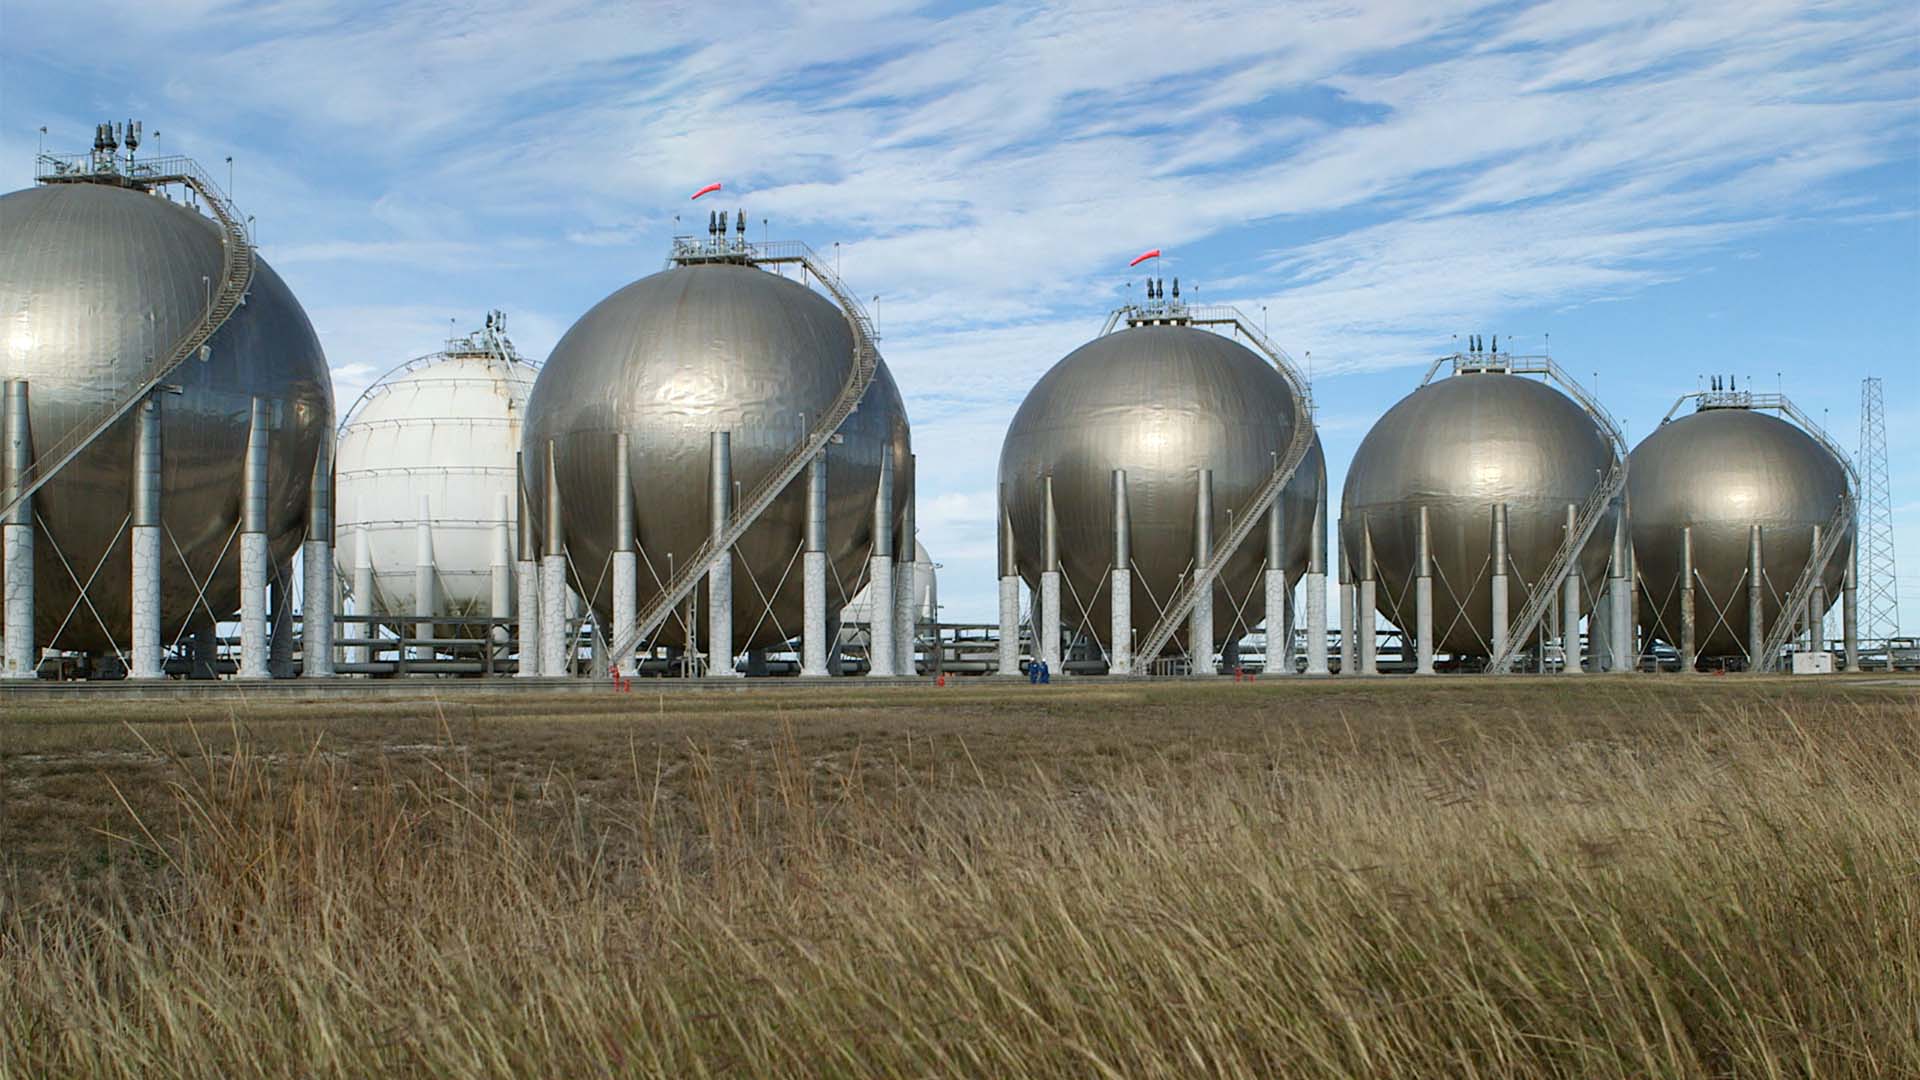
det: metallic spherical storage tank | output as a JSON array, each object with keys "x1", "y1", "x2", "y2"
[
  {"x1": 1629, "y1": 399, "x2": 1851, "y2": 662},
  {"x1": 1341, "y1": 365, "x2": 1616, "y2": 658},
  {"x1": 335, "y1": 317, "x2": 536, "y2": 619},
  {"x1": 522, "y1": 255, "x2": 910, "y2": 658},
  {"x1": 0, "y1": 178, "x2": 331, "y2": 656},
  {"x1": 998, "y1": 320, "x2": 1324, "y2": 665}
]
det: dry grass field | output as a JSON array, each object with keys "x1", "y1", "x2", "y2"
[{"x1": 2, "y1": 676, "x2": 1917, "y2": 1078}]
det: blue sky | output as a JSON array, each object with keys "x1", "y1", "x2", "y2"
[{"x1": 5, "y1": 0, "x2": 1918, "y2": 629}]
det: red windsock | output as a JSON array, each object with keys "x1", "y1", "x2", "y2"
[
  {"x1": 691, "y1": 182, "x2": 723, "y2": 200},
  {"x1": 1128, "y1": 248, "x2": 1161, "y2": 267}
]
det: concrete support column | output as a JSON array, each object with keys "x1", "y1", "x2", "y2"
[
  {"x1": 490, "y1": 491, "x2": 512, "y2": 657},
  {"x1": 868, "y1": 452, "x2": 896, "y2": 677},
  {"x1": 612, "y1": 434, "x2": 637, "y2": 677},
  {"x1": 1609, "y1": 506, "x2": 1632, "y2": 672},
  {"x1": 894, "y1": 455, "x2": 917, "y2": 676},
  {"x1": 1305, "y1": 473, "x2": 1328, "y2": 675},
  {"x1": 1189, "y1": 468, "x2": 1215, "y2": 676},
  {"x1": 301, "y1": 429, "x2": 334, "y2": 678},
  {"x1": 706, "y1": 432, "x2": 738, "y2": 677},
  {"x1": 1843, "y1": 534, "x2": 1861, "y2": 672},
  {"x1": 539, "y1": 442, "x2": 568, "y2": 677},
  {"x1": 130, "y1": 396, "x2": 164, "y2": 679},
  {"x1": 269, "y1": 561, "x2": 295, "y2": 678},
  {"x1": 1561, "y1": 503, "x2": 1582, "y2": 676},
  {"x1": 996, "y1": 487, "x2": 1021, "y2": 678},
  {"x1": 1490, "y1": 503, "x2": 1510, "y2": 666},
  {"x1": 413, "y1": 494, "x2": 436, "y2": 660},
  {"x1": 1747, "y1": 524, "x2": 1765, "y2": 670},
  {"x1": 515, "y1": 452, "x2": 540, "y2": 678},
  {"x1": 351, "y1": 519, "x2": 374, "y2": 668},
  {"x1": 238, "y1": 396, "x2": 271, "y2": 680},
  {"x1": 1679, "y1": 525, "x2": 1697, "y2": 673},
  {"x1": 1265, "y1": 490, "x2": 1289, "y2": 676},
  {"x1": 1357, "y1": 519, "x2": 1377, "y2": 676},
  {"x1": 1039, "y1": 474, "x2": 1062, "y2": 675},
  {"x1": 801, "y1": 453, "x2": 830, "y2": 678},
  {"x1": 1808, "y1": 524, "x2": 1827, "y2": 654},
  {"x1": 1415, "y1": 505, "x2": 1435, "y2": 675},
  {"x1": 1, "y1": 382, "x2": 33, "y2": 679},
  {"x1": 1336, "y1": 519, "x2": 1355, "y2": 676},
  {"x1": 1110, "y1": 469, "x2": 1132, "y2": 676}
]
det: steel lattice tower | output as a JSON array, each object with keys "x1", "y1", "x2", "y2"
[{"x1": 1858, "y1": 377, "x2": 1900, "y2": 645}]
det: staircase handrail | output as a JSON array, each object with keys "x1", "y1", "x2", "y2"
[
  {"x1": 1485, "y1": 457, "x2": 1628, "y2": 673},
  {"x1": 606, "y1": 241, "x2": 880, "y2": 665},
  {"x1": 1756, "y1": 493, "x2": 1854, "y2": 672},
  {"x1": 1126, "y1": 304, "x2": 1316, "y2": 669},
  {"x1": 3, "y1": 158, "x2": 253, "y2": 522}
]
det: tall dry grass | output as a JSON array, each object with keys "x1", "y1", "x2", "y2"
[{"x1": 3, "y1": 694, "x2": 1917, "y2": 1078}]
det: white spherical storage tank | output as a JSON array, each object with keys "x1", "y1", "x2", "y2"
[{"x1": 335, "y1": 315, "x2": 537, "y2": 620}]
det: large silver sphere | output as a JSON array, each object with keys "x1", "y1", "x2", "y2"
[
  {"x1": 998, "y1": 324, "x2": 1324, "y2": 660},
  {"x1": 1341, "y1": 372, "x2": 1615, "y2": 656},
  {"x1": 1629, "y1": 407, "x2": 1850, "y2": 659},
  {"x1": 523, "y1": 262, "x2": 909, "y2": 652},
  {"x1": 0, "y1": 182, "x2": 332, "y2": 652}
]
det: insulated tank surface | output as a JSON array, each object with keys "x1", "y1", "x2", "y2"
[
  {"x1": 335, "y1": 327, "x2": 537, "y2": 618},
  {"x1": 0, "y1": 181, "x2": 332, "y2": 652},
  {"x1": 998, "y1": 324, "x2": 1323, "y2": 659},
  {"x1": 522, "y1": 262, "x2": 909, "y2": 652},
  {"x1": 1341, "y1": 372, "x2": 1615, "y2": 656}
]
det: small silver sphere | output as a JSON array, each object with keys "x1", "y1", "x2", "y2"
[
  {"x1": 1629, "y1": 407, "x2": 1850, "y2": 659},
  {"x1": 1342, "y1": 372, "x2": 1615, "y2": 656},
  {"x1": 999, "y1": 325, "x2": 1323, "y2": 659}
]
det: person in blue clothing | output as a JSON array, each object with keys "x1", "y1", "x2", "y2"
[
  {"x1": 1027, "y1": 659, "x2": 1040, "y2": 684},
  {"x1": 1039, "y1": 659, "x2": 1051, "y2": 684}
]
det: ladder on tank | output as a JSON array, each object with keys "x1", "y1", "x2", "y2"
[
  {"x1": 1128, "y1": 305, "x2": 1318, "y2": 671},
  {"x1": 604, "y1": 240, "x2": 880, "y2": 667},
  {"x1": 1484, "y1": 458, "x2": 1627, "y2": 674},
  {"x1": 1756, "y1": 493, "x2": 1854, "y2": 672},
  {"x1": 1432, "y1": 351, "x2": 1630, "y2": 675},
  {"x1": 3, "y1": 156, "x2": 254, "y2": 523}
]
